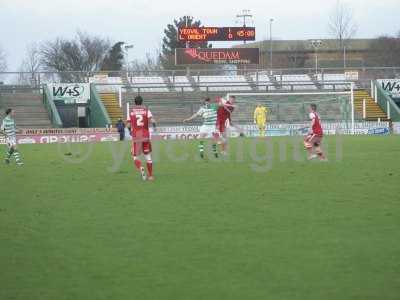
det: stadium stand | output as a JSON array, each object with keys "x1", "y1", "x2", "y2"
[
  {"x1": 129, "y1": 76, "x2": 169, "y2": 92},
  {"x1": 169, "y1": 76, "x2": 194, "y2": 92},
  {"x1": 91, "y1": 76, "x2": 123, "y2": 93},
  {"x1": 251, "y1": 74, "x2": 276, "y2": 91},
  {"x1": 354, "y1": 90, "x2": 388, "y2": 121},
  {"x1": 194, "y1": 75, "x2": 252, "y2": 91},
  {"x1": 0, "y1": 90, "x2": 52, "y2": 128},
  {"x1": 317, "y1": 74, "x2": 349, "y2": 90},
  {"x1": 99, "y1": 92, "x2": 123, "y2": 125},
  {"x1": 275, "y1": 74, "x2": 318, "y2": 90}
]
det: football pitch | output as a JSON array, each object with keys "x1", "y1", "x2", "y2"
[{"x1": 1, "y1": 136, "x2": 399, "y2": 300}]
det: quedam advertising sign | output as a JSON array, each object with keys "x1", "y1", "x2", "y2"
[{"x1": 175, "y1": 48, "x2": 259, "y2": 65}]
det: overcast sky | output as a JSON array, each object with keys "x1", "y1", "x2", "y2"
[{"x1": 1, "y1": 0, "x2": 398, "y2": 71}]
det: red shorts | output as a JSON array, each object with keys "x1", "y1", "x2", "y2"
[
  {"x1": 132, "y1": 139, "x2": 152, "y2": 156},
  {"x1": 217, "y1": 119, "x2": 230, "y2": 134},
  {"x1": 217, "y1": 121, "x2": 225, "y2": 133}
]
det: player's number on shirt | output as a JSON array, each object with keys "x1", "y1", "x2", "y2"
[{"x1": 135, "y1": 115, "x2": 144, "y2": 126}]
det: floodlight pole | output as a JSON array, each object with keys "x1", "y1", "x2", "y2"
[
  {"x1": 351, "y1": 82, "x2": 355, "y2": 135},
  {"x1": 124, "y1": 44, "x2": 134, "y2": 73},
  {"x1": 310, "y1": 40, "x2": 322, "y2": 75},
  {"x1": 269, "y1": 18, "x2": 274, "y2": 73},
  {"x1": 236, "y1": 9, "x2": 253, "y2": 44},
  {"x1": 185, "y1": 15, "x2": 192, "y2": 75}
]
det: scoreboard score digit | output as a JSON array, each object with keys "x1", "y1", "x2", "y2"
[{"x1": 178, "y1": 27, "x2": 256, "y2": 42}]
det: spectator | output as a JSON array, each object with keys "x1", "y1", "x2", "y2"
[{"x1": 116, "y1": 118, "x2": 125, "y2": 141}]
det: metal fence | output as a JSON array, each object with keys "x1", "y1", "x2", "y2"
[{"x1": 0, "y1": 67, "x2": 399, "y2": 86}]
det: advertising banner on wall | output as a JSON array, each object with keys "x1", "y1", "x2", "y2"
[
  {"x1": 0, "y1": 132, "x2": 119, "y2": 145},
  {"x1": 392, "y1": 122, "x2": 400, "y2": 134},
  {"x1": 377, "y1": 79, "x2": 400, "y2": 100},
  {"x1": 175, "y1": 48, "x2": 260, "y2": 65},
  {"x1": 0, "y1": 122, "x2": 391, "y2": 145},
  {"x1": 48, "y1": 83, "x2": 91, "y2": 104}
]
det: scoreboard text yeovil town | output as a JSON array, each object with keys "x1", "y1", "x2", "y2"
[{"x1": 178, "y1": 27, "x2": 256, "y2": 41}]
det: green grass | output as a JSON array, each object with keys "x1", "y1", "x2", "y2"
[{"x1": 1, "y1": 136, "x2": 399, "y2": 300}]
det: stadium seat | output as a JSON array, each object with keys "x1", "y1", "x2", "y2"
[
  {"x1": 317, "y1": 74, "x2": 349, "y2": 90},
  {"x1": 194, "y1": 76, "x2": 252, "y2": 92},
  {"x1": 130, "y1": 77, "x2": 169, "y2": 93},
  {"x1": 251, "y1": 74, "x2": 276, "y2": 91},
  {"x1": 275, "y1": 74, "x2": 317, "y2": 90},
  {"x1": 169, "y1": 76, "x2": 194, "y2": 92},
  {"x1": 90, "y1": 76, "x2": 123, "y2": 93}
]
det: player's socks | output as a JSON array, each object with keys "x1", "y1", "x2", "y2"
[
  {"x1": 4, "y1": 149, "x2": 12, "y2": 164},
  {"x1": 212, "y1": 143, "x2": 218, "y2": 158},
  {"x1": 144, "y1": 154, "x2": 153, "y2": 179},
  {"x1": 139, "y1": 166, "x2": 147, "y2": 181},
  {"x1": 133, "y1": 157, "x2": 142, "y2": 170},
  {"x1": 146, "y1": 161, "x2": 153, "y2": 177},
  {"x1": 221, "y1": 142, "x2": 227, "y2": 155},
  {"x1": 13, "y1": 150, "x2": 23, "y2": 165},
  {"x1": 317, "y1": 152, "x2": 326, "y2": 160},
  {"x1": 199, "y1": 141, "x2": 204, "y2": 158}
]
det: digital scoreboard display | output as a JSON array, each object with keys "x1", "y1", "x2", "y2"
[
  {"x1": 178, "y1": 27, "x2": 256, "y2": 42},
  {"x1": 175, "y1": 48, "x2": 260, "y2": 65}
]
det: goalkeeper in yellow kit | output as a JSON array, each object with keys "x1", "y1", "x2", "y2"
[{"x1": 253, "y1": 104, "x2": 268, "y2": 137}]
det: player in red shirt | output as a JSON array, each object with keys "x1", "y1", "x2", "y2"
[
  {"x1": 304, "y1": 104, "x2": 326, "y2": 161},
  {"x1": 128, "y1": 96, "x2": 157, "y2": 181},
  {"x1": 216, "y1": 96, "x2": 236, "y2": 154}
]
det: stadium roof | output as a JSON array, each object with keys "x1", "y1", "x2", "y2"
[{"x1": 236, "y1": 39, "x2": 374, "y2": 52}]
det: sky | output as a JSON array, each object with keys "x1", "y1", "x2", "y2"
[{"x1": 0, "y1": 0, "x2": 398, "y2": 71}]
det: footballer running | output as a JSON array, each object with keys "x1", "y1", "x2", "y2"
[
  {"x1": 304, "y1": 104, "x2": 327, "y2": 161},
  {"x1": 183, "y1": 97, "x2": 219, "y2": 159},
  {"x1": 216, "y1": 95, "x2": 237, "y2": 155},
  {"x1": 128, "y1": 96, "x2": 156, "y2": 181},
  {"x1": 1, "y1": 108, "x2": 23, "y2": 166}
]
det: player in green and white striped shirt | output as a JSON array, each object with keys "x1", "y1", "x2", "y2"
[
  {"x1": 183, "y1": 97, "x2": 218, "y2": 159},
  {"x1": 1, "y1": 109, "x2": 23, "y2": 165}
]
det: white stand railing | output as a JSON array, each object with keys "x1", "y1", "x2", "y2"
[
  {"x1": 118, "y1": 87, "x2": 122, "y2": 108},
  {"x1": 371, "y1": 80, "x2": 374, "y2": 99},
  {"x1": 126, "y1": 102, "x2": 130, "y2": 120},
  {"x1": 363, "y1": 99, "x2": 366, "y2": 119},
  {"x1": 350, "y1": 83, "x2": 355, "y2": 135}
]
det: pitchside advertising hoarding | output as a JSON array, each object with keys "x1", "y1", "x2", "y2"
[
  {"x1": 377, "y1": 79, "x2": 400, "y2": 100},
  {"x1": 0, "y1": 122, "x2": 392, "y2": 145},
  {"x1": 175, "y1": 48, "x2": 260, "y2": 65},
  {"x1": 48, "y1": 83, "x2": 90, "y2": 104},
  {"x1": 178, "y1": 27, "x2": 256, "y2": 42},
  {"x1": 0, "y1": 133, "x2": 119, "y2": 145}
]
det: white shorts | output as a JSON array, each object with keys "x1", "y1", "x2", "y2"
[
  {"x1": 6, "y1": 137, "x2": 17, "y2": 148},
  {"x1": 199, "y1": 125, "x2": 216, "y2": 138}
]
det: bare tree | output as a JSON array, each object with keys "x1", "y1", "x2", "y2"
[
  {"x1": 0, "y1": 45, "x2": 7, "y2": 72},
  {"x1": 17, "y1": 43, "x2": 41, "y2": 85},
  {"x1": 40, "y1": 31, "x2": 111, "y2": 82},
  {"x1": 285, "y1": 42, "x2": 308, "y2": 68},
  {"x1": 367, "y1": 33, "x2": 400, "y2": 67},
  {"x1": 131, "y1": 51, "x2": 163, "y2": 75},
  {"x1": 328, "y1": 0, "x2": 357, "y2": 48}
]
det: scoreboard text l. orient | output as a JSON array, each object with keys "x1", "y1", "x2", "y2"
[{"x1": 178, "y1": 27, "x2": 256, "y2": 42}]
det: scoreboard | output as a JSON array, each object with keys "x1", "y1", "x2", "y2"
[{"x1": 178, "y1": 27, "x2": 256, "y2": 42}]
